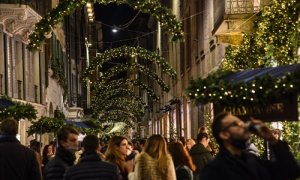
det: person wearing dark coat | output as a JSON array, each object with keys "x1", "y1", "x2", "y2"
[
  {"x1": 64, "y1": 135, "x2": 120, "y2": 180},
  {"x1": 200, "y1": 112, "x2": 300, "y2": 180},
  {"x1": 189, "y1": 132, "x2": 213, "y2": 179},
  {"x1": 0, "y1": 118, "x2": 42, "y2": 180},
  {"x1": 44, "y1": 126, "x2": 79, "y2": 180}
]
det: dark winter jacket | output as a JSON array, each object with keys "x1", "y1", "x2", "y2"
[
  {"x1": 44, "y1": 146, "x2": 76, "y2": 180},
  {"x1": 0, "y1": 135, "x2": 42, "y2": 180},
  {"x1": 199, "y1": 141, "x2": 300, "y2": 180},
  {"x1": 64, "y1": 151, "x2": 119, "y2": 180},
  {"x1": 189, "y1": 143, "x2": 213, "y2": 173}
]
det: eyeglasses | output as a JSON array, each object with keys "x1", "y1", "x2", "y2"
[{"x1": 221, "y1": 120, "x2": 243, "y2": 131}]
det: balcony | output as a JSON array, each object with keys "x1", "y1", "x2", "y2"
[
  {"x1": 213, "y1": 0, "x2": 268, "y2": 45},
  {"x1": 0, "y1": 1, "x2": 42, "y2": 42}
]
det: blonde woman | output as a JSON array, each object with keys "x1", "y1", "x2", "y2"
[
  {"x1": 128, "y1": 135, "x2": 176, "y2": 180},
  {"x1": 105, "y1": 136, "x2": 133, "y2": 180}
]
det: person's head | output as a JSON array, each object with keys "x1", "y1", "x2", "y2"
[
  {"x1": 144, "y1": 135, "x2": 170, "y2": 174},
  {"x1": 179, "y1": 136, "x2": 186, "y2": 146},
  {"x1": 197, "y1": 132, "x2": 210, "y2": 148},
  {"x1": 144, "y1": 135, "x2": 167, "y2": 159},
  {"x1": 30, "y1": 139, "x2": 42, "y2": 153},
  {"x1": 105, "y1": 136, "x2": 128, "y2": 171},
  {"x1": 212, "y1": 112, "x2": 251, "y2": 150},
  {"x1": 82, "y1": 134, "x2": 99, "y2": 152},
  {"x1": 168, "y1": 142, "x2": 196, "y2": 171},
  {"x1": 127, "y1": 141, "x2": 133, "y2": 155},
  {"x1": 57, "y1": 126, "x2": 79, "y2": 153},
  {"x1": 198, "y1": 126, "x2": 209, "y2": 134},
  {"x1": 186, "y1": 139, "x2": 196, "y2": 151},
  {"x1": 271, "y1": 129, "x2": 281, "y2": 140},
  {"x1": 138, "y1": 138, "x2": 146, "y2": 151},
  {"x1": 42, "y1": 144, "x2": 54, "y2": 157},
  {"x1": 0, "y1": 118, "x2": 18, "y2": 135}
]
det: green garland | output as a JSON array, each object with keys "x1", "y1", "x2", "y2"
[
  {"x1": 51, "y1": 57, "x2": 68, "y2": 97},
  {"x1": 87, "y1": 46, "x2": 177, "y2": 80},
  {"x1": 94, "y1": 79, "x2": 157, "y2": 99},
  {"x1": 0, "y1": 102, "x2": 37, "y2": 121},
  {"x1": 222, "y1": 0, "x2": 300, "y2": 71},
  {"x1": 92, "y1": 88, "x2": 149, "y2": 104},
  {"x1": 186, "y1": 69, "x2": 300, "y2": 106},
  {"x1": 99, "y1": 62, "x2": 170, "y2": 91},
  {"x1": 92, "y1": 97, "x2": 145, "y2": 117},
  {"x1": 98, "y1": 110, "x2": 137, "y2": 125},
  {"x1": 27, "y1": 0, "x2": 183, "y2": 50},
  {"x1": 27, "y1": 117, "x2": 108, "y2": 135},
  {"x1": 27, "y1": 116, "x2": 65, "y2": 136}
]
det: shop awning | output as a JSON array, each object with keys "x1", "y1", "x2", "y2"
[
  {"x1": 222, "y1": 64, "x2": 300, "y2": 83},
  {"x1": 65, "y1": 120, "x2": 90, "y2": 128},
  {"x1": 0, "y1": 98, "x2": 15, "y2": 109}
]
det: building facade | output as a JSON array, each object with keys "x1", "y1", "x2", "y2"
[
  {"x1": 0, "y1": 0, "x2": 94, "y2": 145},
  {"x1": 149, "y1": 0, "x2": 267, "y2": 140}
]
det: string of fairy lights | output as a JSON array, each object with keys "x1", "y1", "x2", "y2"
[
  {"x1": 187, "y1": 0, "x2": 300, "y2": 107},
  {"x1": 27, "y1": 0, "x2": 184, "y2": 50},
  {"x1": 86, "y1": 46, "x2": 177, "y2": 80}
]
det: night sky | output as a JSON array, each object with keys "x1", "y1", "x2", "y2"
[{"x1": 94, "y1": 3, "x2": 150, "y2": 48}]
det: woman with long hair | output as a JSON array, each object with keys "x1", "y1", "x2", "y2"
[
  {"x1": 105, "y1": 136, "x2": 133, "y2": 180},
  {"x1": 128, "y1": 134, "x2": 176, "y2": 180},
  {"x1": 168, "y1": 142, "x2": 196, "y2": 180}
]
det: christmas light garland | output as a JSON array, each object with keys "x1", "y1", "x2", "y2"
[
  {"x1": 27, "y1": 0, "x2": 183, "y2": 50},
  {"x1": 92, "y1": 88, "x2": 148, "y2": 105},
  {"x1": 92, "y1": 97, "x2": 145, "y2": 117},
  {"x1": 87, "y1": 46, "x2": 177, "y2": 80},
  {"x1": 186, "y1": 70, "x2": 300, "y2": 106},
  {"x1": 98, "y1": 109, "x2": 137, "y2": 125},
  {"x1": 222, "y1": 0, "x2": 300, "y2": 71},
  {"x1": 94, "y1": 79, "x2": 157, "y2": 99},
  {"x1": 99, "y1": 62, "x2": 170, "y2": 91}
]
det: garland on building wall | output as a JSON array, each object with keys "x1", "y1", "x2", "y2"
[
  {"x1": 186, "y1": 69, "x2": 300, "y2": 106},
  {"x1": 87, "y1": 46, "x2": 177, "y2": 80},
  {"x1": 50, "y1": 57, "x2": 68, "y2": 96},
  {"x1": 186, "y1": 0, "x2": 300, "y2": 160},
  {"x1": 0, "y1": 102, "x2": 37, "y2": 121},
  {"x1": 27, "y1": 0, "x2": 183, "y2": 50},
  {"x1": 222, "y1": 0, "x2": 300, "y2": 71}
]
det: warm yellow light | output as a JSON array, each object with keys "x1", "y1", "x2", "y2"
[
  {"x1": 86, "y1": 3, "x2": 92, "y2": 8},
  {"x1": 88, "y1": 12, "x2": 93, "y2": 17},
  {"x1": 87, "y1": 8, "x2": 92, "y2": 13}
]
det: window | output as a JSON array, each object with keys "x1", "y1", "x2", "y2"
[
  {"x1": 17, "y1": 80, "x2": 22, "y2": 99},
  {"x1": 180, "y1": 41, "x2": 185, "y2": 76},
  {"x1": 34, "y1": 85, "x2": 38, "y2": 103},
  {"x1": 186, "y1": 7, "x2": 191, "y2": 69},
  {"x1": 0, "y1": 74, "x2": 3, "y2": 94}
]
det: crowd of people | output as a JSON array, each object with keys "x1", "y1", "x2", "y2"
[{"x1": 1, "y1": 113, "x2": 300, "y2": 180}]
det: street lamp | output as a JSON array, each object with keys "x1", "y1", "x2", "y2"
[
  {"x1": 112, "y1": 25, "x2": 118, "y2": 33},
  {"x1": 85, "y1": 37, "x2": 92, "y2": 108}
]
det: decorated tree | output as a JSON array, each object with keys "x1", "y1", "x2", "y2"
[
  {"x1": 187, "y1": 0, "x2": 300, "y2": 159},
  {"x1": 0, "y1": 100, "x2": 37, "y2": 121},
  {"x1": 222, "y1": 0, "x2": 300, "y2": 71},
  {"x1": 86, "y1": 46, "x2": 177, "y2": 135}
]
